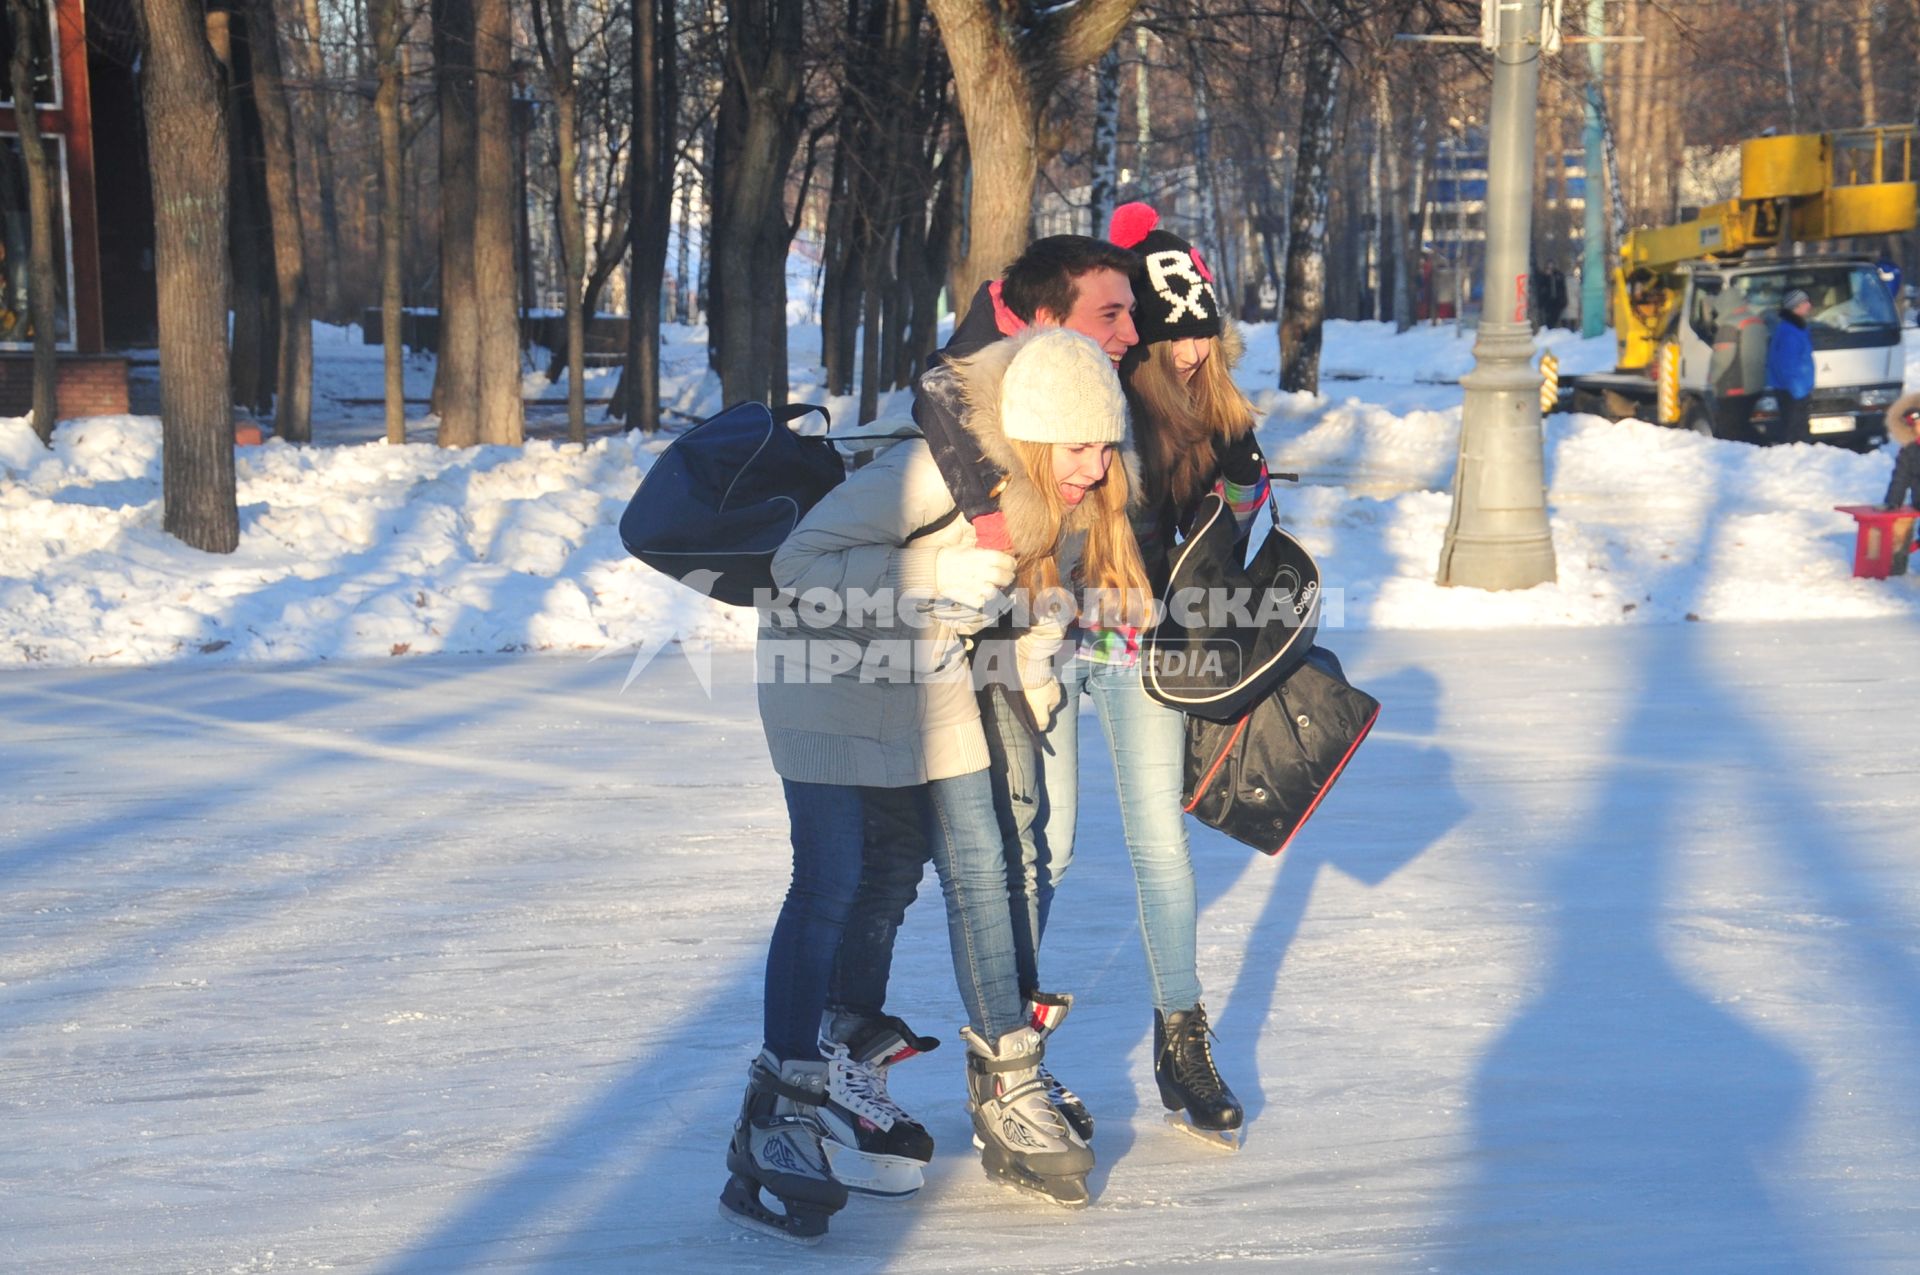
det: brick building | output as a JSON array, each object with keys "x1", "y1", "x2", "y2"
[{"x1": 0, "y1": 0, "x2": 153, "y2": 419}]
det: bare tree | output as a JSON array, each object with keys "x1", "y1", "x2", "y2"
[
  {"x1": 244, "y1": 0, "x2": 313, "y2": 443},
  {"x1": 1087, "y1": 44, "x2": 1120, "y2": 236},
  {"x1": 473, "y1": 0, "x2": 523, "y2": 443},
  {"x1": 373, "y1": 0, "x2": 408, "y2": 444},
  {"x1": 7, "y1": 0, "x2": 57, "y2": 445},
  {"x1": 433, "y1": 0, "x2": 480, "y2": 445},
  {"x1": 1280, "y1": 6, "x2": 1345, "y2": 393},
  {"x1": 290, "y1": 0, "x2": 346, "y2": 317},
  {"x1": 710, "y1": 0, "x2": 805, "y2": 406},
  {"x1": 531, "y1": 0, "x2": 587, "y2": 443},
  {"x1": 623, "y1": 0, "x2": 678, "y2": 433},
  {"x1": 218, "y1": 11, "x2": 276, "y2": 420},
  {"x1": 926, "y1": 0, "x2": 1137, "y2": 309},
  {"x1": 135, "y1": 0, "x2": 240, "y2": 553}
]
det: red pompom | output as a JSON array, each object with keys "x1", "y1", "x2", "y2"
[{"x1": 1107, "y1": 202, "x2": 1160, "y2": 249}]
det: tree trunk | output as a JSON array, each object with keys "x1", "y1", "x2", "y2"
[
  {"x1": 1132, "y1": 25, "x2": 1150, "y2": 194},
  {"x1": 927, "y1": 0, "x2": 1136, "y2": 313},
  {"x1": 534, "y1": 0, "x2": 586, "y2": 443},
  {"x1": 292, "y1": 0, "x2": 344, "y2": 318},
  {"x1": 1383, "y1": 74, "x2": 1413, "y2": 333},
  {"x1": 1088, "y1": 45, "x2": 1119, "y2": 236},
  {"x1": 914, "y1": 132, "x2": 963, "y2": 367},
  {"x1": 556, "y1": 180, "x2": 629, "y2": 382},
  {"x1": 711, "y1": 0, "x2": 803, "y2": 405},
  {"x1": 1188, "y1": 37, "x2": 1227, "y2": 314},
  {"x1": 674, "y1": 148, "x2": 695, "y2": 323},
  {"x1": 433, "y1": 0, "x2": 480, "y2": 445},
  {"x1": 214, "y1": 10, "x2": 275, "y2": 419},
  {"x1": 820, "y1": 133, "x2": 856, "y2": 395},
  {"x1": 373, "y1": 0, "x2": 405, "y2": 444},
  {"x1": 8, "y1": 0, "x2": 58, "y2": 445},
  {"x1": 625, "y1": 0, "x2": 677, "y2": 432},
  {"x1": 244, "y1": 0, "x2": 312, "y2": 443},
  {"x1": 136, "y1": 0, "x2": 239, "y2": 553},
  {"x1": 473, "y1": 0, "x2": 522, "y2": 444},
  {"x1": 697, "y1": 108, "x2": 715, "y2": 350},
  {"x1": 1280, "y1": 23, "x2": 1342, "y2": 394}
]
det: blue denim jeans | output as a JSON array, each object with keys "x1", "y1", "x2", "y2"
[
  {"x1": 984, "y1": 655, "x2": 1202, "y2": 1013},
  {"x1": 922, "y1": 769, "x2": 1027, "y2": 1040},
  {"x1": 828, "y1": 785, "x2": 931, "y2": 1018},
  {"x1": 803, "y1": 774, "x2": 1025, "y2": 1045},
  {"x1": 763, "y1": 779, "x2": 869, "y2": 1062}
]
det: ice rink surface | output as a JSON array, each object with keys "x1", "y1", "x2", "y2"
[{"x1": 5, "y1": 620, "x2": 1918, "y2": 1273}]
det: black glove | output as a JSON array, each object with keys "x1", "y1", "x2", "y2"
[{"x1": 1218, "y1": 433, "x2": 1265, "y2": 487}]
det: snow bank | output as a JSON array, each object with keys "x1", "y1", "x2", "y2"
[
  {"x1": 0, "y1": 415, "x2": 754, "y2": 666},
  {"x1": 1247, "y1": 325, "x2": 1920, "y2": 630},
  {"x1": 3, "y1": 321, "x2": 1916, "y2": 667}
]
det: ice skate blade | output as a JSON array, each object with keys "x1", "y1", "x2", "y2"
[
  {"x1": 983, "y1": 1165, "x2": 1091, "y2": 1208},
  {"x1": 1163, "y1": 1112, "x2": 1242, "y2": 1152},
  {"x1": 717, "y1": 1198, "x2": 826, "y2": 1246},
  {"x1": 822, "y1": 1142, "x2": 925, "y2": 1199},
  {"x1": 973, "y1": 1136, "x2": 1093, "y2": 1208}
]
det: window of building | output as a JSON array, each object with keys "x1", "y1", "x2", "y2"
[
  {"x1": 0, "y1": 133, "x2": 75, "y2": 348},
  {"x1": 0, "y1": 0, "x2": 59, "y2": 107}
]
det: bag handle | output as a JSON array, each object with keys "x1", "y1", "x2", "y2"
[
  {"x1": 777, "y1": 403, "x2": 831, "y2": 432},
  {"x1": 1264, "y1": 470, "x2": 1299, "y2": 530}
]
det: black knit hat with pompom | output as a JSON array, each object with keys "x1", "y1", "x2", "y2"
[{"x1": 1106, "y1": 202, "x2": 1222, "y2": 345}]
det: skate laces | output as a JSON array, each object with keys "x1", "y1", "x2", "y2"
[
  {"x1": 1172, "y1": 1015, "x2": 1226, "y2": 1099},
  {"x1": 1038, "y1": 1064, "x2": 1083, "y2": 1110},
  {"x1": 828, "y1": 1055, "x2": 911, "y2": 1131}
]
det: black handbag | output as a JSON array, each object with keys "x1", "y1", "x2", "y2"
[
  {"x1": 1183, "y1": 645, "x2": 1380, "y2": 857},
  {"x1": 1143, "y1": 491, "x2": 1320, "y2": 723}
]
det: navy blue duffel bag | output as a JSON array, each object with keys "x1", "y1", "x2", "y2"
[{"x1": 619, "y1": 402, "x2": 842, "y2": 606}]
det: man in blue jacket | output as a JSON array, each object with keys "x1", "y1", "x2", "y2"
[{"x1": 1766, "y1": 288, "x2": 1816, "y2": 441}]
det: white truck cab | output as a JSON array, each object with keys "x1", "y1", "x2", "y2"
[{"x1": 1676, "y1": 257, "x2": 1903, "y2": 450}]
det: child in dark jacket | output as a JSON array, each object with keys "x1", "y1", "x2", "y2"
[
  {"x1": 1885, "y1": 394, "x2": 1920, "y2": 509},
  {"x1": 1882, "y1": 393, "x2": 1920, "y2": 574}
]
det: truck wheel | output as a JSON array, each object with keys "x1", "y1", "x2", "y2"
[
  {"x1": 1682, "y1": 401, "x2": 1718, "y2": 439},
  {"x1": 1601, "y1": 389, "x2": 1639, "y2": 420}
]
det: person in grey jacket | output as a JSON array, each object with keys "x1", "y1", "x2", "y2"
[{"x1": 722, "y1": 328, "x2": 1147, "y2": 1234}]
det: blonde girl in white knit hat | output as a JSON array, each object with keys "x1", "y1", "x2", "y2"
[{"x1": 726, "y1": 326, "x2": 1144, "y2": 1235}]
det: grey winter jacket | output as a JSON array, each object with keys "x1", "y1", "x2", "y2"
[{"x1": 756, "y1": 333, "x2": 1102, "y2": 788}]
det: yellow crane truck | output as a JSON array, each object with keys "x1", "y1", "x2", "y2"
[{"x1": 1566, "y1": 126, "x2": 1914, "y2": 450}]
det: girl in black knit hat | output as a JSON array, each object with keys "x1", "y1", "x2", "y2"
[{"x1": 978, "y1": 202, "x2": 1270, "y2": 1153}]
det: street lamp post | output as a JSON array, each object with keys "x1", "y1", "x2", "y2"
[
  {"x1": 1580, "y1": 0, "x2": 1609, "y2": 339},
  {"x1": 1435, "y1": 0, "x2": 1558, "y2": 590}
]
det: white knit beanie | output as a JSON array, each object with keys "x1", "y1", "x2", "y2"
[{"x1": 998, "y1": 328, "x2": 1128, "y2": 445}]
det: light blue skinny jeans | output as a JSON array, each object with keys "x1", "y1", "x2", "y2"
[{"x1": 983, "y1": 653, "x2": 1202, "y2": 1013}]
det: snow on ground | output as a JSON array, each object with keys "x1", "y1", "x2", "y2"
[
  {"x1": 8, "y1": 321, "x2": 1919, "y2": 668},
  {"x1": 4, "y1": 621, "x2": 1918, "y2": 1272}
]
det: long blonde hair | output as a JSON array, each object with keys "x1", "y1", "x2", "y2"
[
  {"x1": 1007, "y1": 438, "x2": 1152, "y2": 627},
  {"x1": 1126, "y1": 337, "x2": 1257, "y2": 513}
]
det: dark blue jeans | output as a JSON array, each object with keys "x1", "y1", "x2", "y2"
[
  {"x1": 829, "y1": 785, "x2": 932, "y2": 1018},
  {"x1": 762, "y1": 779, "x2": 869, "y2": 1062},
  {"x1": 830, "y1": 773, "x2": 1027, "y2": 1041},
  {"x1": 769, "y1": 772, "x2": 1027, "y2": 1059}
]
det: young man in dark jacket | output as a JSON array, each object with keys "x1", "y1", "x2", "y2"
[{"x1": 914, "y1": 236, "x2": 1141, "y2": 550}]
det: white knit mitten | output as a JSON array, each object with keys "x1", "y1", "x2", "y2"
[{"x1": 933, "y1": 546, "x2": 1016, "y2": 613}]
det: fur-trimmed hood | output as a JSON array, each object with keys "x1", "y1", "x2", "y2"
[
  {"x1": 1889, "y1": 391, "x2": 1920, "y2": 446},
  {"x1": 944, "y1": 327, "x2": 1144, "y2": 557},
  {"x1": 1215, "y1": 312, "x2": 1247, "y2": 371}
]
